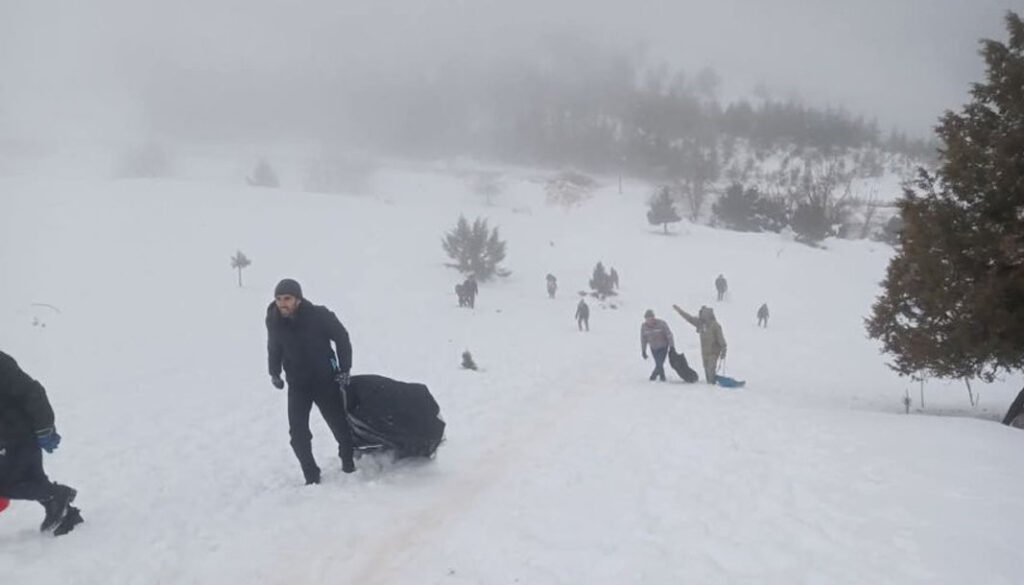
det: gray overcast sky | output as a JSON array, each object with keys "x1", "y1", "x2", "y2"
[{"x1": 1, "y1": 0, "x2": 1020, "y2": 144}]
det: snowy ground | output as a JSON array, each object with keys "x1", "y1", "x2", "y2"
[{"x1": 1, "y1": 157, "x2": 1022, "y2": 584}]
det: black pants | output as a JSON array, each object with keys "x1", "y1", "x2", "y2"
[
  {"x1": 287, "y1": 382, "x2": 355, "y2": 476},
  {"x1": 577, "y1": 316, "x2": 589, "y2": 331},
  {"x1": 0, "y1": 441, "x2": 64, "y2": 502}
]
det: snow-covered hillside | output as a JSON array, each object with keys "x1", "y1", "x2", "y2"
[{"x1": 1, "y1": 158, "x2": 1022, "y2": 584}]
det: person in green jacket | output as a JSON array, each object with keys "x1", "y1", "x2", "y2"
[{"x1": 672, "y1": 304, "x2": 727, "y2": 383}]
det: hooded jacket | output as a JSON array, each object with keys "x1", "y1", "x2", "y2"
[
  {"x1": 674, "y1": 306, "x2": 727, "y2": 360},
  {"x1": 266, "y1": 299, "x2": 352, "y2": 388}
]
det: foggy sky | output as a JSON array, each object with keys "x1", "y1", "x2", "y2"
[{"x1": 1, "y1": 0, "x2": 1018, "y2": 147}]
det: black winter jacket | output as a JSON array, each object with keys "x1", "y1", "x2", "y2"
[
  {"x1": 0, "y1": 351, "x2": 55, "y2": 446},
  {"x1": 266, "y1": 299, "x2": 352, "y2": 389}
]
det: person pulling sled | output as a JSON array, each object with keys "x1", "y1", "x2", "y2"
[
  {"x1": 266, "y1": 279, "x2": 357, "y2": 485},
  {"x1": 672, "y1": 305, "x2": 727, "y2": 384}
]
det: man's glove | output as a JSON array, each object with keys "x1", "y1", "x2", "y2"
[
  {"x1": 271, "y1": 375, "x2": 285, "y2": 390},
  {"x1": 335, "y1": 371, "x2": 350, "y2": 388},
  {"x1": 642, "y1": 351, "x2": 648, "y2": 360},
  {"x1": 36, "y1": 428, "x2": 61, "y2": 453}
]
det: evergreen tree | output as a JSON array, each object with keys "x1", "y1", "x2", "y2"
[
  {"x1": 442, "y1": 216, "x2": 509, "y2": 281},
  {"x1": 646, "y1": 186, "x2": 682, "y2": 234},
  {"x1": 752, "y1": 195, "x2": 790, "y2": 233},
  {"x1": 866, "y1": 12, "x2": 1024, "y2": 422},
  {"x1": 712, "y1": 183, "x2": 759, "y2": 231},
  {"x1": 790, "y1": 201, "x2": 830, "y2": 245}
]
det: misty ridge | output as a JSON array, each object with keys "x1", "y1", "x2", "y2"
[{"x1": 138, "y1": 34, "x2": 936, "y2": 174}]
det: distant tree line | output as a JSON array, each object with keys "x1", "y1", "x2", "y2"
[{"x1": 336, "y1": 37, "x2": 936, "y2": 180}]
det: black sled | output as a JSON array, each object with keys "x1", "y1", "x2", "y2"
[
  {"x1": 344, "y1": 375, "x2": 445, "y2": 459},
  {"x1": 668, "y1": 348, "x2": 700, "y2": 383}
]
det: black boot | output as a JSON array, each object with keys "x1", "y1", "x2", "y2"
[
  {"x1": 53, "y1": 506, "x2": 83, "y2": 536},
  {"x1": 40, "y1": 484, "x2": 76, "y2": 532},
  {"x1": 301, "y1": 462, "x2": 321, "y2": 485},
  {"x1": 341, "y1": 458, "x2": 356, "y2": 474}
]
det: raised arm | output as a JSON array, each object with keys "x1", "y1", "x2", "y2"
[{"x1": 672, "y1": 304, "x2": 700, "y2": 328}]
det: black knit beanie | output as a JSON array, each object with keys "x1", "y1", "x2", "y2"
[{"x1": 274, "y1": 278, "x2": 303, "y2": 298}]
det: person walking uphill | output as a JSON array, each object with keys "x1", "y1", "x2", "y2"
[
  {"x1": 672, "y1": 305, "x2": 727, "y2": 384},
  {"x1": 0, "y1": 351, "x2": 83, "y2": 535},
  {"x1": 575, "y1": 298, "x2": 590, "y2": 331},
  {"x1": 640, "y1": 309, "x2": 675, "y2": 381},
  {"x1": 266, "y1": 279, "x2": 356, "y2": 485},
  {"x1": 715, "y1": 274, "x2": 728, "y2": 302}
]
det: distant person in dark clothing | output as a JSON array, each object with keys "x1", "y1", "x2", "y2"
[
  {"x1": 640, "y1": 309, "x2": 675, "y2": 381},
  {"x1": 575, "y1": 299, "x2": 590, "y2": 331},
  {"x1": 455, "y1": 283, "x2": 469, "y2": 307},
  {"x1": 546, "y1": 274, "x2": 558, "y2": 299},
  {"x1": 715, "y1": 274, "x2": 728, "y2": 301},
  {"x1": 266, "y1": 278, "x2": 356, "y2": 484},
  {"x1": 0, "y1": 351, "x2": 82, "y2": 535},
  {"x1": 610, "y1": 268, "x2": 620, "y2": 290},
  {"x1": 757, "y1": 303, "x2": 769, "y2": 328},
  {"x1": 463, "y1": 277, "x2": 478, "y2": 308}
]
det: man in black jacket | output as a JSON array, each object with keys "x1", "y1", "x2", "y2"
[
  {"x1": 266, "y1": 279, "x2": 356, "y2": 484},
  {"x1": 0, "y1": 351, "x2": 83, "y2": 535}
]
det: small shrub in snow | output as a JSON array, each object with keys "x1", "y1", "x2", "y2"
[{"x1": 247, "y1": 159, "x2": 279, "y2": 188}]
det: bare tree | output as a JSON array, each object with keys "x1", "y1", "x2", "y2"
[{"x1": 230, "y1": 250, "x2": 252, "y2": 288}]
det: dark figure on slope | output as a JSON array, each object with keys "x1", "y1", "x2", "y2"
[
  {"x1": 609, "y1": 267, "x2": 619, "y2": 290},
  {"x1": 0, "y1": 351, "x2": 82, "y2": 535},
  {"x1": 757, "y1": 303, "x2": 769, "y2": 328},
  {"x1": 715, "y1": 274, "x2": 728, "y2": 302},
  {"x1": 640, "y1": 309, "x2": 675, "y2": 382},
  {"x1": 673, "y1": 305, "x2": 727, "y2": 384},
  {"x1": 454, "y1": 283, "x2": 468, "y2": 307},
  {"x1": 464, "y1": 276, "x2": 479, "y2": 309},
  {"x1": 454, "y1": 276, "x2": 478, "y2": 308},
  {"x1": 266, "y1": 279, "x2": 356, "y2": 484},
  {"x1": 546, "y1": 274, "x2": 558, "y2": 299},
  {"x1": 575, "y1": 298, "x2": 590, "y2": 331}
]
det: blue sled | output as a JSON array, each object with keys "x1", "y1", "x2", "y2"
[{"x1": 715, "y1": 375, "x2": 746, "y2": 388}]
